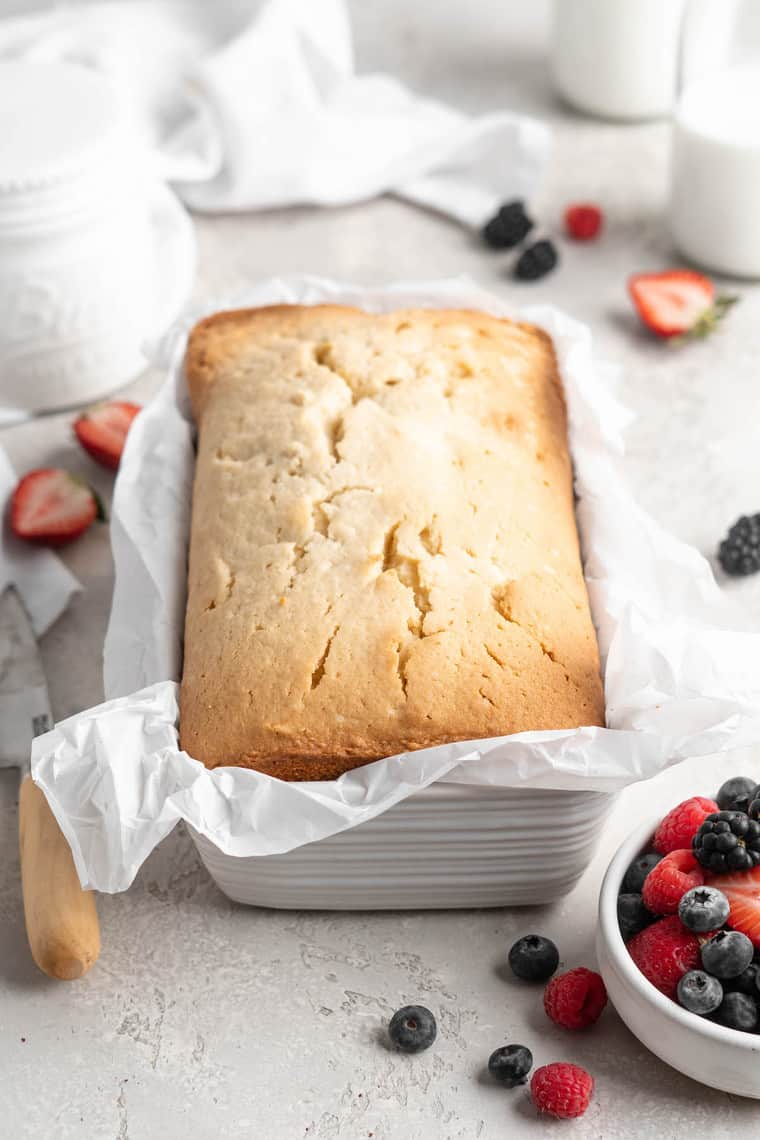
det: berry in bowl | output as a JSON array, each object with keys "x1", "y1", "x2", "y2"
[{"x1": 597, "y1": 778, "x2": 760, "y2": 1097}]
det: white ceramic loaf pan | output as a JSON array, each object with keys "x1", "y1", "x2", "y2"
[
  {"x1": 191, "y1": 783, "x2": 613, "y2": 909},
  {"x1": 69, "y1": 277, "x2": 752, "y2": 910}
]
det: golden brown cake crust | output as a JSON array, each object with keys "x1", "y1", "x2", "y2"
[{"x1": 179, "y1": 304, "x2": 605, "y2": 780}]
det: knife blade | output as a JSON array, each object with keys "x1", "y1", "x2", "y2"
[{"x1": 0, "y1": 585, "x2": 53, "y2": 774}]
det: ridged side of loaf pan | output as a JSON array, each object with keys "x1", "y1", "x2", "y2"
[{"x1": 190, "y1": 784, "x2": 615, "y2": 909}]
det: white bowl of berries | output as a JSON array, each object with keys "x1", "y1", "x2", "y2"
[{"x1": 597, "y1": 776, "x2": 760, "y2": 1098}]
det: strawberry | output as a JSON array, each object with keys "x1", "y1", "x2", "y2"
[
  {"x1": 628, "y1": 915, "x2": 701, "y2": 999},
  {"x1": 10, "y1": 468, "x2": 105, "y2": 546},
  {"x1": 642, "y1": 849, "x2": 704, "y2": 915},
  {"x1": 628, "y1": 270, "x2": 737, "y2": 343},
  {"x1": 564, "y1": 202, "x2": 603, "y2": 241},
  {"x1": 706, "y1": 865, "x2": 760, "y2": 948},
  {"x1": 73, "y1": 400, "x2": 141, "y2": 470},
  {"x1": 653, "y1": 796, "x2": 719, "y2": 855}
]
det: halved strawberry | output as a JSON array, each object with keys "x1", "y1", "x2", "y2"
[
  {"x1": 73, "y1": 400, "x2": 141, "y2": 470},
  {"x1": 628, "y1": 270, "x2": 737, "y2": 342},
  {"x1": 10, "y1": 468, "x2": 105, "y2": 546},
  {"x1": 706, "y1": 865, "x2": 760, "y2": 947}
]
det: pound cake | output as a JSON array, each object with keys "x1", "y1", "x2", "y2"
[{"x1": 180, "y1": 305, "x2": 604, "y2": 780}]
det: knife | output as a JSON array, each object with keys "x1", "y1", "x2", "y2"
[{"x1": 0, "y1": 585, "x2": 100, "y2": 980}]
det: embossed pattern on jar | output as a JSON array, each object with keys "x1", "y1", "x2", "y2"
[{"x1": 0, "y1": 59, "x2": 194, "y2": 414}]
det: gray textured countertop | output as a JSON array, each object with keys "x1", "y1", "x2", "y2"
[{"x1": 3, "y1": 1, "x2": 760, "y2": 1136}]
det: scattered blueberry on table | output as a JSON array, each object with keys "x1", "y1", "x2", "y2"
[
  {"x1": 388, "y1": 1005, "x2": 437, "y2": 1053},
  {"x1": 387, "y1": 927, "x2": 599, "y2": 1118},
  {"x1": 487, "y1": 1044, "x2": 533, "y2": 1087},
  {"x1": 508, "y1": 934, "x2": 559, "y2": 982}
]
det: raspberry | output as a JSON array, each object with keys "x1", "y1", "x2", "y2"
[
  {"x1": 530, "y1": 1062, "x2": 594, "y2": 1119},
  {"x1": 653, "y1": 796, "x2": 718, "y2": 854},
  {"x1": 564, "y1": 203, "x2": 603, "y2": 241},
  {"x1": 543, "y1": 967, "x2": 607, "y2": 1030},
  {"x1": 628, "y1": 915, "x2": 701, "y2": 999},
  {"x1": 641, "y1": 849, "x2": 704, "y2": 915}
]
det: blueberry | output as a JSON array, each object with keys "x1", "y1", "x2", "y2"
[
  {"x1": 677, "y1": 970, "x2": 723, "y2": 1016},
  {"x1": 713, "y1": 991, "x2": 759, "y2": 1033},
  {"x1": 508, "y1": 935, "x2": 559, "y2": 982},
  {"x1": 487, "y1": 1043, "x2": 533, "y2": 1086},
  {"x1": 716, "y1": 776, "x2": 758, "y2": 814},
  {"x1": 622, "y1": 852, "x2": 663, "y2": 894},
  {"x1": 701, "y1": 930, "x2": 754, "y2": 979},
  {"x1": 678, "y1": 886, "x2": 730, "y2": 933},
  {"x1": 388, "y1": 1005, "x2": 437, "y2": 1053},
  {"x1": 617, "y1": 893, "x2": 656, "y2": 941},
  {"x1": 724, "y1": 962, "x2": 760, "y2": 995}
]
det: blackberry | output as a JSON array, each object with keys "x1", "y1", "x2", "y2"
[
  {"x1": 622, "y1": 851, "x2": 663, "y2": 893},
  {"x1": 617, "y1": 893, "x2": 656, "y2": 941},
  {"x1": 701, "y1": 930, "x2": 754, "y2": 979},
  {"x1": 388, "y1": 1005, "x2": 437, "y2": 1053},
  {"x1": 716, "y1": 776, "x2": 758, "y2": 814},
  {"x1": 677, "y1": 970, "x2": 723, "y2": 1016},
  {"x1": 693, "y1": 811, "x2": 760, "y2": 872},
  {"x1": 514, "y1": 239, "x2": 558, "y2": 281},
  {"x1": 508, "y1": 934, "x2": 559, "y2": 982},
  {"x1": 718, "y1": 513, "x2": 760, "y2": 576},
  {"x1": 487, "y1": 1043, "x2": 533, "y2": 1086},
  {"x1": 482, "y1": 200, "x2": 534, "y2": 250}
]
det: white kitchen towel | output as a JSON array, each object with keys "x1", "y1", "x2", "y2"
[
  {"x1": 0, "y1": 446, "x2": 80, "y2": 634},
  {"x1": 0, "y1": 0, "x2": 550, "y2": 226}
]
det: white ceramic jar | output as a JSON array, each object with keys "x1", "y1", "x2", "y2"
[
  {"x1": 552, "y1": 0, "x2": 689, "y2": 121},
  {"x1": 551, "y1": 0, "x2": 737, "y2": 122},
  {"x1": 0, "y1": 61, "x2": 195, "y2": 415}
]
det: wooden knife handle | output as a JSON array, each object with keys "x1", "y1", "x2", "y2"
[{"x1": 19, "y1": 776, "x2": 100, "y2": 980}]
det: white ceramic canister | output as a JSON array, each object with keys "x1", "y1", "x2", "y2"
[
  {"x1": 0, "y1": 60, "x2": 195, "y2": 415},
  {"x1": 551, "y1": 0, "x2": 736, "y2": 122},
  {"x1": 671, "y1": 65, "x2": 760, "y2": 278},
  {"x1": 551, "y1": 0, "x2": 689, "y2": 121}
]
